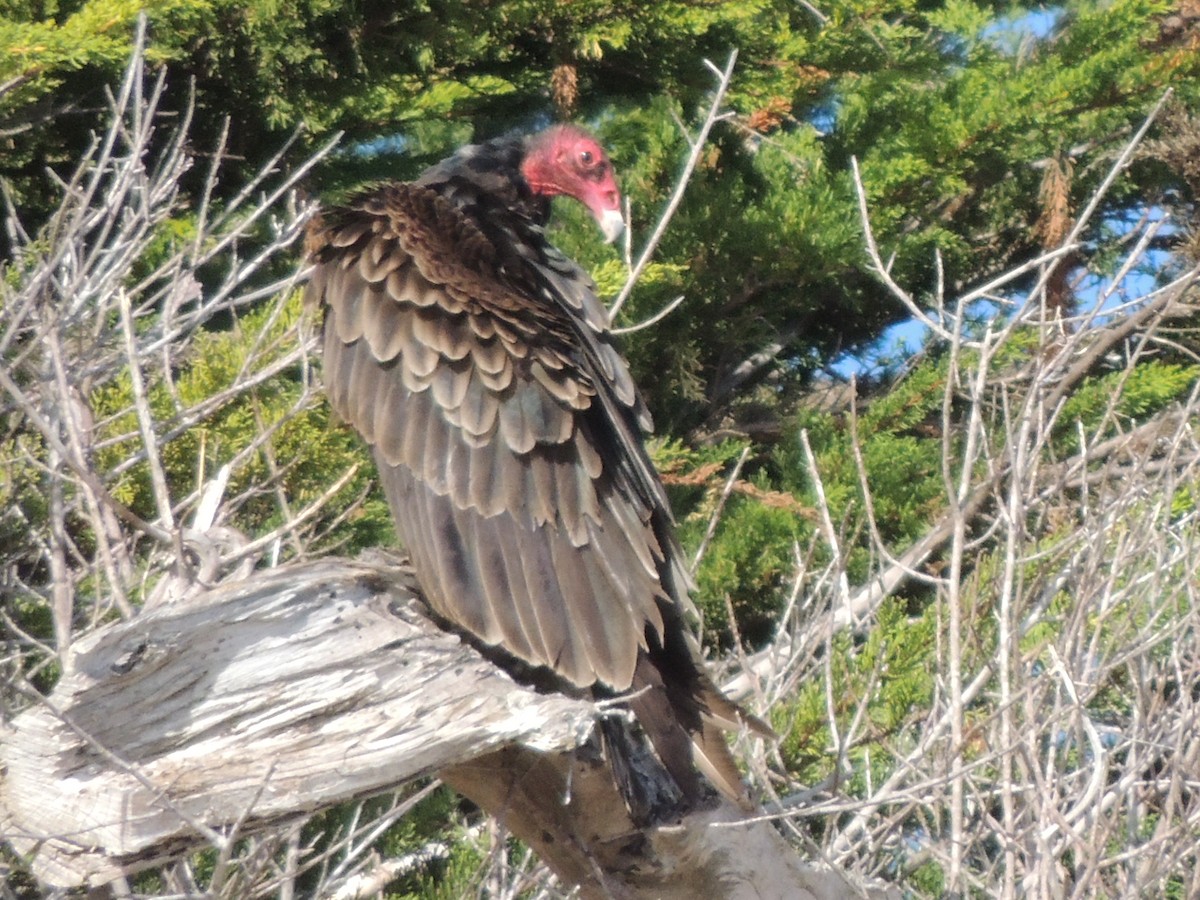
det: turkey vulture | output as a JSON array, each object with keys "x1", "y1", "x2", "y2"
[{"x1": 305, "y1": 125, "x2": 766, "y2": 809}]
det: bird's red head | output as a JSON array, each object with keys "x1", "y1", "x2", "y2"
[{"x1": 521, "y1": 125, "x2": 624, "y2": 243}]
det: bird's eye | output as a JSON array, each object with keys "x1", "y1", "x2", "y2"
[{"x1": 579, "y1": 149, "x2": 594, "y2": 166}]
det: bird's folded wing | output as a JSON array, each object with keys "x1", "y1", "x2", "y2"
[{"x1": 306, "y1": 184, "x2": 676, "y2": 690}]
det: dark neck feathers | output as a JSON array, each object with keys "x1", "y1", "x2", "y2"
[{"x1": 415, "y1": 133, "x2": 551, "y2": 230}]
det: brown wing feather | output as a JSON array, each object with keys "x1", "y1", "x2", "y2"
[{"x1": 306, "y1": 184, "x2": 669, "y2": 692}]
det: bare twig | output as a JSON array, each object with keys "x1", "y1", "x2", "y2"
[
  {"x1": 690, "y1": 445, "x2": 751, "y2": 576},
  {"x1": 608, "y1": 51, "x2": 737, "y2": 324}
]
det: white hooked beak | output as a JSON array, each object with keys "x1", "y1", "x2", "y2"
[{"x1": 599, "y1": 208, "x2": 626, "y2": 244}]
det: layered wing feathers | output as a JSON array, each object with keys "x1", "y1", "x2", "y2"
[{"x1": 306, "y1": 183, "x2": 671, "y2": 690}]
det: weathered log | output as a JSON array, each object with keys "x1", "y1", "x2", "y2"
[{"x1": 0, "y1": 558, "x2": 896, "y2": 898}]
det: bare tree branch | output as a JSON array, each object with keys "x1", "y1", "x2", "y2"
[
  {"x1": 1, "y1": 558, "x2": 897, "y2": 900},
  {"x1": 608, "y1": 51, "x2": 737, "y2": 325}
]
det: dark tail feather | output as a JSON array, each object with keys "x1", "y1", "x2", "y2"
[
  {"x1": 689, "y1": 673, "x2": 768, "y2": 812},
  {"x1": 628, "y1": 656, "x2": 704, "y2": 804},
  {"x1": 634, "y1": 644, "x2": 778, "y2": 812},
  {"x1": 628, "y1": 656, "x2": 770, "y2": 812},
  {"x1": 691, "y1": 716, "x2": 755, "y2": 812}
]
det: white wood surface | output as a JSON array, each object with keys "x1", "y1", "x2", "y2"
[{"x1": 0, "y1": 558, "x2": 896, "y2": 898}]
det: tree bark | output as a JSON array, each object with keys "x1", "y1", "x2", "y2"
[{"x1": 0, "y1": 558, "x2": 896, "y2": 898}]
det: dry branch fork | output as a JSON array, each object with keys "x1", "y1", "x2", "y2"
[{"x1": 1, "y1": 557, "x2": 892, "y2": 900}]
